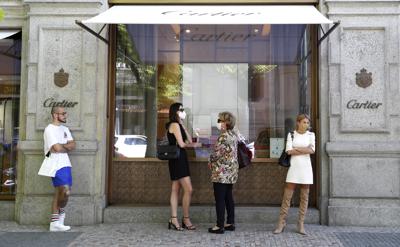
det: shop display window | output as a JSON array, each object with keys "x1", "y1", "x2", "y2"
[
  {"x1": 114, "y1": 24, "x2": 312, "y2": 159},
  {"x1": 0, "y1": 30, "x2": 21, "y2": 198}
]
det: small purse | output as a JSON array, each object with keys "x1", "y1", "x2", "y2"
[
  {"x1": 157, "y1": 144, "x2": 180, "y2": 160},
  {"x1": 237, "y1": 141, "x2": 252, "y2": 169},
  {"x1": 278, "y1": 132, "x2": 294, "y2": 168}
]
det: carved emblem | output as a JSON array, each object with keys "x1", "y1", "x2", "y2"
[
  {"x1": 54, "y1": 68, "x2": 69, "y2": 88},
  {"x1": 356, "y1": 68, "x2": 372, "y2": 88}
]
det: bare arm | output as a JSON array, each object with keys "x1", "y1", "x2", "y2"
[
  {"x1": 180, "y1": 124, "x2": 193, "y2": 144},
  {"x1": 295, "y1": 146, "x2": 314, "y2": 154},
  {"x1": 170, "y1": 123, "x2": 200, "y2": 148},
  {"x1": 51, "y1": 140, "x2": 76, "y2": 153},
  {"x1": 288, "y1": 146, "x2": 314, "y2": 155},
  {"x1": 287, "y1": 149, "x2": 302, "y2": 155},
  {"x1": 51, "y1": 144, "x2": 68, "y2": 153},
  {"x1": 63, "y1": 140, "x2": 76, "y2": 151}
]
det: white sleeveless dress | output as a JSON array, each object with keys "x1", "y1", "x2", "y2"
[{"x1": 285, "y1": 130, "x2": 315, "y2": 184}]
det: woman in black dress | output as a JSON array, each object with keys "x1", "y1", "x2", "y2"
[{"x1": 166, "y1": 103, "x2": 201, "y2": 231}]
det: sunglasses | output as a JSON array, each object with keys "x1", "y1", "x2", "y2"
[
  {"x1": 217, "y1": 119, "x2": 224, "y2": 123},
  {"x1": 178, "y1": 108, "x2": 185, "y2": 112}
]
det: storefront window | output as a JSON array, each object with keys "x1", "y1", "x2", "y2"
[
  {"x1": 0, "y1": 30, "x2": 21, "y2": 197},
  {"x1": 114, "y1": 24, "x2": 312, "y2": 159}
]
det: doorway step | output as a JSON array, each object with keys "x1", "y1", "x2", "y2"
[{"x1": 104, "y1": 206, "x2": 319, "y2": 224}]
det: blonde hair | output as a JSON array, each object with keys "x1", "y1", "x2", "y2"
[
  {"x1": 218, "y1": 111, "x2": 236, "y2": 130},
  {"x1": 295, "y1": 114, "x2": 311, "y2": 130}
]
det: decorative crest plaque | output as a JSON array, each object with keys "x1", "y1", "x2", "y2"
[
  {"x1": 54, "y1": 68, "x2": 69, "y2": 88},
  {"x1": 356, "y1": 68, "x2": 372, "y2": 88}
]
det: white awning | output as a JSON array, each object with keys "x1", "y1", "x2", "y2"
[
  {"x1": 0, "y1": 30, "x2": 20, "y2": 40},
  {"x1": 82, "y1": 5, "x2": 333, "y2": 25}
]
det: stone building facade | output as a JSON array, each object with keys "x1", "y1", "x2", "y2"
[{"x1": 0, "y1": 0, "x2": 399, "y2": 226}]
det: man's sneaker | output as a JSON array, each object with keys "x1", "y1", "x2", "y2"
[
  {"x1": 59, "y1": 212, "x2": 65, "y2": 225},
  {"x1": 49, "y1": 221, "x2": 71, "y2": 232},
  {"x1": 58, "y1": 213, "x2": 70, "y2": 228}
]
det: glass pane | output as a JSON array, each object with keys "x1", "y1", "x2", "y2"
[
  {"x1": 0, "y1": 31, "x2": 21, "y2": 196},
  {"x1": 114, "y1": 24, "x2": 312, "y2": 159}
]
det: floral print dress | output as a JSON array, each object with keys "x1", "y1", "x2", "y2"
[{"x1": 209, "y1": 130, "x2": 239, "y2": 184}]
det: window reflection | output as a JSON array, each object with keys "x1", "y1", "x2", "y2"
[
  {"x1": 0, "y1": 30, "x2": 21, "y2": 196},
  {"x1": 115, "y1": 24, "x2": 311, "y2": 159}
]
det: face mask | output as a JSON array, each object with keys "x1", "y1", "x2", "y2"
[
  {"x1": 216, "y1": 122, "x2": 222, "y2": 130},
  {"x1": 178, "y1": 111, "x2": 186, "y2": 120}
]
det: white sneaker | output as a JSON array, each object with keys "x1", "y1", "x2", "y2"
[
  {"x1": 59, "y1": 212, "x2": 65, "y2": 225},
  {"x1": 58, "y1": 213, "x2": 70, "y2": 228},
  {"x1": 49, "y1": 221, "x2": 71, "y2": 232}
]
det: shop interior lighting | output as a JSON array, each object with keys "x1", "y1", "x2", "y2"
[
  {"x1": 171, "y1": 24, "x2": 180, "y2": 35},
  {"x1": 261, "y1": 24, "x2": 271, "y2": 36}
]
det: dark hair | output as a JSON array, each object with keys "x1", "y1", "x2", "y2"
[
  {"x1": 51, "y1": 106, "x2": 61, "y2": 115},
  {"x1": 168, "y1": 102, "x2": 182, "y2": 123}
]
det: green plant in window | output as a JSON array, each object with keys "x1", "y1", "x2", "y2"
[
  {"x1": 0, "y1": 8, "x2": 4, "y2": 21},
  {"x1": 116, "y1": 24, "x2": 156, "y2": 89},
  {"x1": 157, "y1": 63, "x2": 183, "y2": 108}
]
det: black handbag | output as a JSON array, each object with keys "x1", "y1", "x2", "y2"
[
  {"x1": 278, "y1": 131, "x2": 294, "y2": 167},
  {"x1": 157, "y1": 144, "x2": 180, "y2": 160},
  {"x1": 238, "y1": 141, "x2": 252, "y2": 169}
]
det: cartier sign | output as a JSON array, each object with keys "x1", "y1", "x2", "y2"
[
  {"x1": 162, "y1": 10, "x2": 261, "y2": 17},
  {"x1": 43, "y1": 97, "x2": 78, "y2": 108},
  {"x1": 346, "y1": 100, "x2": 382, "y2": 109}
]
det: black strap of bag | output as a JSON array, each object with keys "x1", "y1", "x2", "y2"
[{"x1": 278, "y1": 131, "x2": 294, "y2": 167}]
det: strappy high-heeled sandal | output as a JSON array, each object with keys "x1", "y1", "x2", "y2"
[
  {"x1": 168, "y1": 216, "x2": 183, "y2": 231},
  {"x1": 182, "y1": 216, "x2": 196, "y2": 230}
]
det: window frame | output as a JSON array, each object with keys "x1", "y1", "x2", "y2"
[{"x1": 106, "y1": 5, "x2": 320, "y2": 206}]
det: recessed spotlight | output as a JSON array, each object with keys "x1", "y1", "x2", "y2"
[
  {"x1": 254, "y1": 29, "x2": 259, "y2": 33},
  {"x1": 185, "y1": 29, "x2": 191, "y2": 33}
]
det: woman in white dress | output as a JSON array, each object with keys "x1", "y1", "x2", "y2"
[{"x1": 273, "y1": 114, "x2": 315, "y2": 235}]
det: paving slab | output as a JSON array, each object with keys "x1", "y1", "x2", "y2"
[{"x1": 1, "y1": 221, "x2": 400, "y2": 247}]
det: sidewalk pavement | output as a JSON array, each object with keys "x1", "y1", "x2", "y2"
[{"x1": 1, "y1": 221, "x2": 400, "y2": 247}]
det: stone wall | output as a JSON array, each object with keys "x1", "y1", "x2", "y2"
[{"x1": 320, "y1": 0, "x2": 400, "y2": 226}]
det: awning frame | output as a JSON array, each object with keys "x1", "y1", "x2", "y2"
[
  {"x1": 76, "y1": 20, "x2": 109, "y2": 45},
  {"x1": 75, "y1": 20, "x2": 340, "y2": 48},
  {"x1": 0, "y1": 30, "x2": 22, "y2": 60}
]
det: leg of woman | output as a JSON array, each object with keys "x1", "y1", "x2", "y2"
[
  {"x1": 298, "y1": 184, "x2": 310, "y2": 235},
  {"x1": 225, "y1": 184, "x2": 235, "y2": 227},
  {"x1": 273, "y1": 183, "x2": 296, "y2": 234},
  {"x1": 170, "y1": 180, "x2": 181, "y2": 228},
  {"x1": 213, "y1": 183, "x2": 227, "y2": 229},
  {"x1": 179, "y1": 176, "x2": 195, "y2": 229}
]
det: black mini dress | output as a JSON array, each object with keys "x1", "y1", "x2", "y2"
[{"x1": 166, "y1": 122, "x2": 190, "y2": 181}]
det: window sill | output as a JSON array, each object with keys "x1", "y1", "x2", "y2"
[{"x1": 113, "y1": 157, "x2": 278, "y2": 163}]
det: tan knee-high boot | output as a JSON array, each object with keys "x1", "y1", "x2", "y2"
[
  {"x1": 297, "y1": 187, "x2": 309, "y2": 235},
  {"x1": 273, "y1": 188, "x2": 294, "y2": 234}
]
